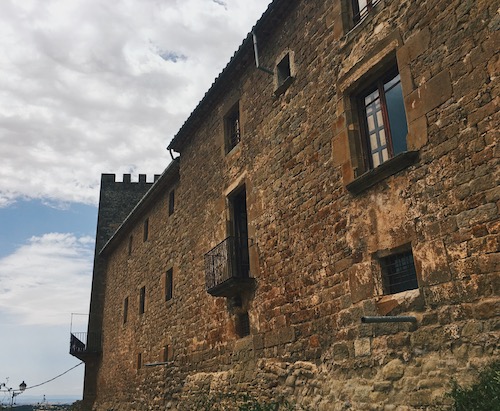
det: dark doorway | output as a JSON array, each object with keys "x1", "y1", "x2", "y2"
[{"x1": 230, "y1": 187, "x2": 250, "y2": 279}]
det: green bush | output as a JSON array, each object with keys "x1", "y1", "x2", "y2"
[{"x1": 448, "y1": 361, "x2": 500, "y2": 411}]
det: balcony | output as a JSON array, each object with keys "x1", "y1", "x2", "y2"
[
  {"x1": 205, "y1": 236, "x2": 255, "y2": 297},
  {"x1": 69, "y1": 332, "x2": 101, "y2": 361}
]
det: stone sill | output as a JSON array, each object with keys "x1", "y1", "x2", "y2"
[{"x1": 346, "y1": 151, "x2": 419, "y2": 195}]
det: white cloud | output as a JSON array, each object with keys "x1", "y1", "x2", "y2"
[
  {"x1": 0, "y1": 0, "x2": 271, "y2": 207},
  {"x1": 0, "y1": 233, "x2": 94, "y2": 326}
]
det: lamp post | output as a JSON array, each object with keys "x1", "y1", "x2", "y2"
[
  {"x1": 0, "y1": 381, "x2": 27, "y2": 408},
  {"x1": 11, "y1": 381, "x2": 27, "y2": 406}
]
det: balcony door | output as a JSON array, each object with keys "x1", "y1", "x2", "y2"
[{"x1": 230, "y1": 187, "x2": 250, "y2": 278}]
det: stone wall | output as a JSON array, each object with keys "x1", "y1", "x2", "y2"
[{"x1": 88, "y1": 0, "x2": 499, "y2": 409}]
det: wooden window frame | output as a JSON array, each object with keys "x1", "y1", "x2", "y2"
[{"x1": 357, "y1": 67, "x2": 407, "y2": 170}]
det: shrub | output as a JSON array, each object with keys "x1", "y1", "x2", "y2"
[{"x1": 448, "y1": 361, "x2": 500, "y2": 411}]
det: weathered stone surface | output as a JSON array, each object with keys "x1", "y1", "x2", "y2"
[{"x1": 81, "y1": 0, "x2": 500, "y2": 410}]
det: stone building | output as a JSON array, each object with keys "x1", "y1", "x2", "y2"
[{"x1": 70, "y1": 0, "x2": 499, "y2": 409}]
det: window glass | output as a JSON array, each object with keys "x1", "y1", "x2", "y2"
[
  {"x1": 380, "y1": 250, "x2": 418, "y2": 294},
  {"x1": 360, "y1": 70, "x2": 408, "y2": 169},
  {"x1": 384, "y1": 74, "x2": 408, "y2": 155}
]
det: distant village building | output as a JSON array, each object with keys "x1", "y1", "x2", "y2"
[{"x1": 70, "y1": 0, "x2": 499, "y2": 409}]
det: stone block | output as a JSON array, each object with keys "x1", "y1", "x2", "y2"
[
  {"x1": 332, "y1": 129, "x2": 349, "y2": 167},
  {"x1": 407, "y1": 115, "x2": 428, "y2": 150},
  {"x1": 414, "y1": 240, "x2": 451, "y2": 286},
  {"x1": 405, "y1": 70, "x2": 452, "y2": 123},
  {"x1": 396, "y1": 27, "x2": 431, "y2": 67},
  {"x1": 473, "y1": 299, "x2": 500, "y2": 319},
  {"x1": 354, "y1": 338, "x2": 371, "y2": 357},
  {"x1": 382, "y1": 359, "x2": 405, "y2": 381},
  {"x1": 348, "y1": 262, "x2": 375, "y2": 304}
]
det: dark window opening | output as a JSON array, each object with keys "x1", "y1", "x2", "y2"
[
  {"x1": 168, "y1": 190, "x2": 175, "y2": 215},
  {"x1": 229, "y1": 187, "x2": 250, "y2": 279},
  {"x1": 380, "y1": 250, "x2": 418, "y2": 294},
  {"x1": 143, "y1": 218, "x2": 149, "y2": 242},
  {"x1": 235, "y1": 312, "x2": 250, "y2": 338},
  {"x1": 163, "y1": 345, "x2": 171, "y2": 362},
  {"x1": 225, "y1": 103, "x2": 241, "y2": 152},
  {"x1": 128, "y1": 235, "x2": 133, "y2": 255},
  {"x1": 139, "y1": 286, "x2": 146, "y2": 314},
  {"x1": 358, "y1": 69, "x2": 408, "y2": 169},
  {"x1": 165, "y1": 268, "x2": 173, "y2": 301},
  {"x1": 137, "y1": 353, "x2": 142, "y2": 369},
  {"x1": 123, "y1": 297, "x2": 129, "y2": 324},
  {"x1": 277, "y1": 53, "x2": 291, "y2": 86},
  {"x1": 352, "y1": 0, "x2": 381, "y2": 24}
]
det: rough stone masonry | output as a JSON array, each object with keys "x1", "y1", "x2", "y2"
[{"x1": 77, "y1": 0, "x2": 499, "y2": 409}]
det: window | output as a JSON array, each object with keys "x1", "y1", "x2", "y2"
[
  {"x1": 352, "y1": 0, "x2": 381, "y2": 24},
  {"x1": 358, "y1": 69, "x2": 408, "y2": 169},
  {"x1": 139, "y1": 286, "x2": 146, "y2": 314},
  {"x1": 128, "y1": 235, "x2": 133, "y2": 255},
  {"x1": 137, "y1": 353, "x2": 142, "y2": 369},
  {"x1": 163, "y1": 345, "x2": 171, "y2": 362},
  {"x1": 165, "y1": 268, "x2": 173, "y2": 301},
  {"x1": 168, "y1": 190, "x2": 175, "y2": 216},
  {"x1": 225, "y1": 102, "x2": 241, "y2": 152},
  {"x1": 277, "y1": 53, "x2": 291, "y2": 86},
  {"x1": 274, "y1": 51, "x2": 294, "y2": 95},
  {"x1": 235, "y1": 312, "x2": 250, "y2": 338},
  {"x1": 143, "y1": 218, "x2": 149, "y2": 242},
  {"x1": 123, "y1": 297, "x2": 129, "y2": 324},
  {"x1": 380, "y1": 250, "x2": 418, "y2": 294}
]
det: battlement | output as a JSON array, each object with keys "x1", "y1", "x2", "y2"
[{"x1": 101, "y1": 173, "x2": 161, "y2": 184}]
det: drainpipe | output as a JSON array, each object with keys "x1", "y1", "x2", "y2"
[
  {"x1": 361, "y1": 316, "x2": 417, "y2": 324},
  {"x1": 252, "y1": 32, "x2": 274, "y2": 75}
]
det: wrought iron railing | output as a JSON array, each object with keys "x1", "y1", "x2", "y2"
[
  {"x1": 353, "y1": 0, "x2": 382, "y2": 24},
  {"x1": 69, "y1": 332, "x2": 101, "y2": 357},
  {"x1": 204, "y1": 236, "x2": 250, "y2": 293}
]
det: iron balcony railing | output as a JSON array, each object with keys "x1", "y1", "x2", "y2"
[
  {"x1": 353, "y1": 0, "x2": 382, "y2": 24},
  {"x1": 204, "y1": 236, "x2": 253, "y2": 296},
  {"x1": 69, "y1": 332, "x2": 101, "y2": 359}
]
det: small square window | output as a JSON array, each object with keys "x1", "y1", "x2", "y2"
[
  {"x1": 380, "y1": 250, "x2": 418, "y2": 294},
  {"x1": 165, "y1": 268, "x2": 173, "y2": 302},
  {"x1": 123, "y1": 296, "x2": 129, "y2": 324},
  {"x1": 143, "y1": 218, "x2": 149, "y2": 242},
  {"x1": 357, "y1": 68, "x2": 408, "y2": 169},
  {"x1": 139, "y1": 286, "x2": 146, "y2": 314},
  {"x1": 225, "y1": 102, "x2": 241, "y2": 152},
  {"x1": 352, "y1": 0, "x2": 382, "y2": 24},
  {"x1": 274, "y1": 52, "x2": 295, "y2": 96},
  {"x1": 168, "y1": 190, "x2": 175, "y2": 216},
  {"x1": 277, "y1": 54, "x2": 291, "y2": 86}
]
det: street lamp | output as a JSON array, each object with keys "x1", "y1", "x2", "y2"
[
  {"x1": 0, "y1": 380, "x2": 27, "y2": 407},
  {"x1": 11, "y1": 381, "x2": 27, "y2": 406}
]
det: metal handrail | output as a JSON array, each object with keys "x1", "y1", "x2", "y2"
[
  {"x1": 69, "y1": 332, "x2": 101, "y2": 355},
  {"x1": 204, "y1": 236, "x2": 250, "y2": 292}
]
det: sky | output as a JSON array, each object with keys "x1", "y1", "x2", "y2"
[{"x1": 0, "y1": 0, "x2": 271, "y2": 403}]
